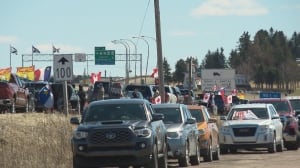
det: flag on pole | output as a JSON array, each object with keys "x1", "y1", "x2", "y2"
[
  {"x1": 150, "y1": 67, "x2": 158, "y2": 78},
  {"x1": 32, "y1": 45, "x2": 40, "y2": 53},
  {"x1": 10, "y1": 46, "x2": 18, "y2": 55},
  {"x1": 52, "y1": 45, "x2": 60, "y2": 53}
]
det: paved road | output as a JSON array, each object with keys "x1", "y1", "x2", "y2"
[{"x1": 169, "y1": 148, "x2": 300, "y2": 168}]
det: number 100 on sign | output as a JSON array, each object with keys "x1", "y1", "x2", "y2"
[{"x1": 55, "y1": 67, "x2": 73, "y2": 81}]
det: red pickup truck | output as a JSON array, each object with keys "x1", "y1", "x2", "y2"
[{"x1": 0, "y1": 73, "x2": 32, "y2": 113}]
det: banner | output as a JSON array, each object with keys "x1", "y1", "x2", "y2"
[
  {"x1": 16, "y1": 66, "x2": 35, "y2": 81},
  {"x1": 0, "y1": 67, "x2": 12, "y2": 81}
]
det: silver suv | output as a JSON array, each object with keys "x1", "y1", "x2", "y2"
[
  {"x1": 219, "y1": 103, "x2": 284, "y2": 153},
  {"x1": 152, "y1": 103, "x2": 200, "y2": 167}
]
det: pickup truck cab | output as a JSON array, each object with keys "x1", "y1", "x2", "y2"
[{"x1": 0, "y1": 73, "x2": 32, "y2": 113}]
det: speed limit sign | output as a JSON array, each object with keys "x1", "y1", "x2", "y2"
[{"x1": 53, "y1": 54, "x2": 73, "y2": 81}]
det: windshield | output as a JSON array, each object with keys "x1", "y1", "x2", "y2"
[
  {"x1": 189, "y1": 109, "x2": 205, "y2": 122},
  {"x1": 270, "y1": 101, "x2": 290, "y2": 113},
  {"x1": 227, "y1": 108, "x2": 269, "y2": 120},
  {"x1": 290, "y1": 99, "x2": 300, "y2": 111},
  {"x1": 154, "y1": 107, "x2": 182, "y2": 124},
  {"x1": 84, "y1": 104, "x2": 147, "y2": 122}
]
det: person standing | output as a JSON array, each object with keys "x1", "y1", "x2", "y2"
[
  {"x1": 77, "y1": 85, "x2": 86, "y2": 113},
  {"x1": 97, "y1": 85, "x2": 105, "y2": 100}
]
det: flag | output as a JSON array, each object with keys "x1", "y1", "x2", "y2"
[
  {"x1": 227, "y1": 95, "x2": 233, "y2": 104},
  {"x1": 90, "y1": 72, "x2": 101, "y2": 84},
  {"x1": 0, "y1": 67, "x2": 12, "y2": 81},
  {"x1": 53, "y1": 45, "x2": 60, "y2": 53},
  {"x1": 44, "y1": 66, "x2": 51, "y2": 81},
  {"x1": 16, "y1": 66, "x2": 35, "y2": 81},
  {"x1": 32, "y1": 45, "x2": 40, "y2": 53},
  {"x1": 150, "y1": 67, "x2": 158, "y2": 78},
  {"x1": 39, "y1": 85, "x2": 54, "y2": 108},
  {"x1": 34, "y1": 66, "x2": 51, "y2": 81},
  {"x1": 203, "y1": 93, "x2": 210, "y2": 103},
  {"x1": 10, "y1": 46, "x2": 18, "y2": 55}
]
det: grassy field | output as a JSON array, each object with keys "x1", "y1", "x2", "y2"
[{"x1": 0, "y1": 113, "x2": 76, "y2": 168}]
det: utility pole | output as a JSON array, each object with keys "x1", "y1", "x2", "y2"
[{"x1": 154, "y1": 0, "x2": 165, "y2": 103}]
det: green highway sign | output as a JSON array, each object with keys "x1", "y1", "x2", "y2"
[{"x1": 95, "y1": 46, "x2": 115, "y2": 65}]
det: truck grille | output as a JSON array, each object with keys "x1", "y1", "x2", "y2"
[
  {"x1": 233, "y1": 127, "x2": 257, "y2": 137},
  {"x1": 89, "y1": 128, "x2": 132, "y2": 144}
]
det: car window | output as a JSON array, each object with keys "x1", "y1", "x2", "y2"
[
  {"x1": 290, "y1": 99, "x2": 300, "y2": 110},
  {"x1": 84, "y1": 104, "x2": 146, "y2": 122},
  {"x1": 228, "y1": 108, "x2": 269, "y2": 120},
  {"x1": 189, "y1": 109, "x2": 205, "y2": 122},
  {"x1": 271, "y1": 101, "x2": 290, "y2": 113},
  {"x1": 269, "y1": 105, "x2": 278, "y2": 118},
  {"x1": 154, "y1": 107, "x2": 182, "y2": 124}
]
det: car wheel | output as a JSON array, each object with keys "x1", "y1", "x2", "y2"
[
  {"x1": 10, "y1": 99, "x2": 16, "y2": 113},
  {"x1": 276, "y1": 139, "x2": 284, "y2": 152},
  {"x1": 268, "y1": 136, "x2": 276, "y2": 153},
  {"x1": 73, "y1": 156, "x2": 84, "y2": 168},
  {"x1": 190, "y1": 141, "x2": 200, "y2": 165},
  {"x1": 158, "y1": 141, "x2": 168, "y2": 168},
  {"x1": 203, "y1": 141, "x2": 213, "y2": 162},
  {"x1": 220, "y1": 146, "x2": 228, "y2": 154},
  {"x1": 178, "y1": 142, "x2": 190, "y2": 167},
  {"x1": 145, "y1": 144, "x2": 158, "y2": 168},
  {"x1": 213, "y1": 144, "x2": 220, "y2": 160}
]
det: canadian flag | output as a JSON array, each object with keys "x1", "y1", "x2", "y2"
[
  {"x1": 203, "y1": 93, "x2": 210, "y2": 103},
  {"x1": 150, "y1": 68, "x2": 158, "y2": 78},
  {"x1": 227, "y1": 95, "x2": 233, "y2": 104},
  {"x1": 90, "y1": 72, "x2": 101, "y2": 84},
  {"x1": 232, "y1": 88, "x2": 237, "y2": 96},
  {"x1": 152, "y1": 95, "x2": 161, "y2": 104}
]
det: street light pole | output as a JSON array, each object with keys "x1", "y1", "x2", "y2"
[
  {"x1": 121, "y1": 39, "x2": 138, "y2": 83},
  {"x1": 133, "y1": 36, "x2": 149, "y2": 83},
  {"x1": 112, "y1": 40, "x2": 129, "y2": 85}
]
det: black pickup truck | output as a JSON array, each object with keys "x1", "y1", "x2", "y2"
[{"x1": 70, "y1": 99, "x2": 168, "y2": 168}]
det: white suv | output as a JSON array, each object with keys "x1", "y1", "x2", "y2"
[{"x1": 219, "y1": 103, "x2": 284, "y2": 153}]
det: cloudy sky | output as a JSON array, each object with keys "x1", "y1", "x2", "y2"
[{"x1": 1, "y1": 0, "x2": 299, "y2": 77}]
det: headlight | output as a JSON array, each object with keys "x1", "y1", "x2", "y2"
[
  {"x1": 221, "y1": 126, "x2": 230, "y2": 133},
  {"x1": 167, "y1": 131, "x2": 182, "y2": 139},
  {"x1": 198, "y1": 128, "x2": 207, "y2": 135},
  {"x1": 73, "y1": 131, "x2": 88, "y2": 139},
  {"x1": 258, "y1": 125, "x2": 270, "y2": 133},
  {"x1": 134, "y1": 128, "x2": 152, "y2": 138}
]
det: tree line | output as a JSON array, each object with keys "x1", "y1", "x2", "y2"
[{"x1": 163, "y1": 28, "x2": 300, "y2": 92}]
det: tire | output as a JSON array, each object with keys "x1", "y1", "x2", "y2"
[
  {"x1": 190, "y1": 142, "x2": 200, "y2": 165},
  {"x1": 145, "y1": 144, "x2": 158, "y2": 168},
  {"x1": 268, "y1": 136, "x2": 276, "y2": 153},
  {"x1": 158, "y1": 141, "x2": 168, "y2": 168},
  {"x1": 220, "y1": 146, "x2": 228, "y2": 154},
  {"x1": 276, "y1": 139, "x2": 284, "y2": 152},
  {"x1": 203, "y1": 142, "x2": 213, "y2": 162},
  {"x1": 178, "y1": 142, "x2": 189, "y2": 167},
  {"x1": 73, "y1": 156, "x2": 83, "y2": 168},
  {"x1": 213, "y1": 144, "x2": 220, "y2": 160},
  {"x1": 10, "y1": 99, "x2": 16, "y2": 113}
]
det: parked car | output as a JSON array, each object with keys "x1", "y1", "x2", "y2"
[
  {"x1": 70, "y1": 99, "x2": 168, "y2": 168},
  {"x1": 188, "y1": 105, "x2": 220, "y2": 162},
  {"x1": 172, "y1": 86, "x2": 184, "y2": 103},
  {"x1": 24, "y1": 81, "x2": 49, "y2": 112},
  {"x1": 51, "y1": 83, "x2": 80, "y2": 112},
  {"x1": 124, "y1": 84, "x2": 156, "y2": 102},
  {"x1": 0, "y1": 73, "x2": 33, "y2": 113},
  {"x1": 219, "y1": 103, "x2": 284, "y2": 153},
  {"x1": 249, "y1": 98, "x2": 300, "y2": 150},
  {"x1": 180, "y1": 89, "x2": 196, "y2": 105},
  {"x1": 286, "y1": 96, "x2": 300, "y2": 131},
  {"x1": 152, "y1": 103, "x2": 200, "y2": 167}
]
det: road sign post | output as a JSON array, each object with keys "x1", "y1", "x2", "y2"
[{"x1": 53, "y1": 54, "x2": 73, "y2": 116}]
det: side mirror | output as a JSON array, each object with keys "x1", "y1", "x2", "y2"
[
  {"x1": 186, "y1": 118, "x2": 196, "y2": 124},
  {"x1": 272, "y1": 115, "x2": 280, "y2": 120},
  {"x1": 208, "y1": 118, "x2": 217, "y2": 123},
  {"x1": 70, "y1": 117, "x2": 80, "y2": 125},
  {"x1": 220, "y1": 116, "x2": 227, "y2": 120},
  {"x1": 152, "y1": 113, "x2": 164, "y2": 121}
]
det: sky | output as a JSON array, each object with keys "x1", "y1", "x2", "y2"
[{"x1": 1, "y1": 0, "x2": 300, "y2": 79}]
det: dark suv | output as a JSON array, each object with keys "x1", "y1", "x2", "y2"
[
  {"x1": 70, "y1": 99, "x2": 168, "y2": 168},
  {"x1": 249, "y1": 98, "x2": 300, "y2": 150}
]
